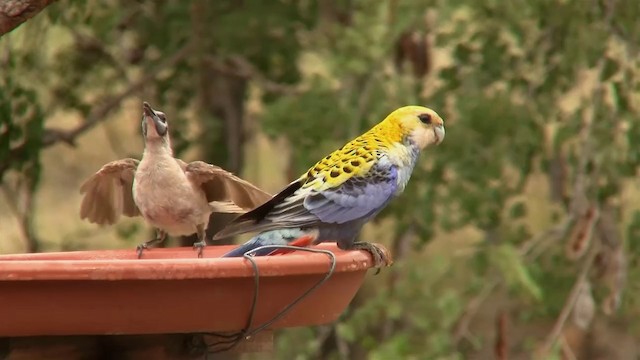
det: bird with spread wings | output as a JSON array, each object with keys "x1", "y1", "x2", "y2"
[{"x1": 79, "y1": 102, "x2": 272, "y2": 258}]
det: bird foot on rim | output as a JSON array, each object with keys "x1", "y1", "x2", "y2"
[
  {"x1": 350, "y1": 242, "x2": 393, "y2": 275},
  {"x1": 193, "y1": 240, "x2": 207, "y2": 258},
  {"x1": 136, "y1": 232, "x2": 166, "y2": 259},
  {"x1": 136, "y1": 243, "x2": 149, "y2": 259}
]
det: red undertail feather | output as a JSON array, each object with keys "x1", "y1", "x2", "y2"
[{"x1": 270, "y1": 235, "x2": 317, "y2": 255}]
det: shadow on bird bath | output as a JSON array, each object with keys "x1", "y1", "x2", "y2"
[{"x1": 0, "y1": 243, "x2": 383, "y2": 353}]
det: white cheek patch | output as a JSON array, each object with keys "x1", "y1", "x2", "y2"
[{"x1": 409, "y1": 128, "x2": 437, "y2": 149}]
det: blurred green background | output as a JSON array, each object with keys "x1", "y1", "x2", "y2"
[{"x1": 1, "y1": 0, "x2": 640, "y2": 358}]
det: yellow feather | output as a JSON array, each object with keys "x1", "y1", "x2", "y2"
[{"x1": 300, "y1": 106, "x2": 444, "y2": 191}]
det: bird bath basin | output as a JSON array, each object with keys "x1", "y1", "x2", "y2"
[{"x1": 0, "y1": 243, "x2": 378, "y2": 338}]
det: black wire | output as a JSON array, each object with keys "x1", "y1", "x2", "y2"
[
  {"x1": 198, "y1": 245, "x2": 336, "y2": 356},
  {"x1": 200, "y1": 250, "x2": 262, "y2": 356},
  {"x1": 243, "y1": 245, "x2": 336, "y2": 337}
]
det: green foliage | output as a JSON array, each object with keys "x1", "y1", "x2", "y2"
[
  {"x1": 3, "y1": 0, "x2": 640, "y2": 357},
  {"x1": 262, "y1": 0, "x2": 640, "y2": 357},
  {"x1": 262, "y1": 79, "x2": 353, "y2": 171},
  {"x1": 277, "y1": 255, "x2": 470, "y2": 358},
  {"x1": 492, "y1": 244, "x2": 542, "y2": 300},
  {"x1": 0, "y1": 56, "x2": 44, "y2": 183}
]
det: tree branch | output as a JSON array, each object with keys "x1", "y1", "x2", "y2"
[
  {"x1": 41, "y1": 42, "x2": 194, "y2": 147},
  {"x1": 0, "y1": 0, "x2": 57, "y2": 37},
  {"x1": 452, "y1": 219, "x2": 573, "y2": 345},
  {"x1": 2, "y1": 179, "x2": 41, "y2": 252},
  {"x1": 535, "y1": 249, "x2": 597, "y2": 358},
  {"x1": 1, "y1": 42, "x2": 193, "y2": 180},
  {"x1": 204, "y1": 55, "x2": 303, "y2": 95},
  {"x1": 534, "y1": 46, "x2": 612, "y2": 356},
  {"x1": 494, "y1": 310, "x2": 509, "y2": 360}
]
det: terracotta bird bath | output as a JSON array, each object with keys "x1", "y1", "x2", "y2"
[{"x1": 0, "y1": 243, "x2": 380, "y2": 356}]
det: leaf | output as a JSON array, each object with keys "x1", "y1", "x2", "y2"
[
  {"x1": 336, "y1": 323, "x2": 356, "y2": 342},
  {"x1": 493, "y1": 244, "x2": 543, "y2": 300},
  {"x1": 600, "y1": 56, "x2": 620, "y2": 81}
]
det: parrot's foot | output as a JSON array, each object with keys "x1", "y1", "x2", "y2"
[
  {"x1": 193, "y1": 240, "x2": 207, "y2": 258},
  {"x1": 350, "y1": 242, "x2": 393, "y2": 275}
]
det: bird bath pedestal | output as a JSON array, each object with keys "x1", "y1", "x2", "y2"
[{"x1": 0, "y1": 243, "x2": 381, "y2": 358}]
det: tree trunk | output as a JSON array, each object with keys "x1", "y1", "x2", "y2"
[{"x1": 180, "y1": 0, "x2": 248, "y2": 248}]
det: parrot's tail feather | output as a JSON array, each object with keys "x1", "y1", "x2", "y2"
[
  {"x1": 270, "y1": 234, "x2": 316, "y2": 255},
  {"x1": 213, "y1": 179, "x2": 303, "y2": 241},
  {"x1": 222, "y1": 239, "x2": 276, "y2": 257},
  {"x1": 221, "y1": 236, "x2": 290, "y2": 257},
  {"x1": 221, "y1": 229, "x2": 317, "y2": 257},
  {"x1": 213, "y1": 219, "x2": 266, "y2": 242}
]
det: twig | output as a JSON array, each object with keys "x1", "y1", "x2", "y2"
[
  {"x1": 455, "y1": 1, "x2": 615, "y2": 352},
  {"x1": 560, "y1": 335, "x2": 578, "y2": 360},
  {"x1": 494, "y1": 310, "x2": 509, "y2": 360},
  {"x1": 381, "y1": 225, "x2": 415, "y2": 340},
  {"x1": 1, "y1": 180, "x2": 40, "y2": 252},
  {"x1": 70, "y1": 30, "x2": 129, "y2": 80},
  {"x1": 318, "y1": 324, "x2": 348, "y2": 360},
  {"x1": 1, "y1": 182, "x2": 20, "y2": 217},
  {"x1": 204, "y1": 55, "x2": 302, "y2": 95},
  {"x1": 520, "y1": 218, "x2": 573, "y2": 259},
  {"x1": 524, "y1": 219, "x2": 574, "y2": 262},
  {"x1": 568, "y1": 14, "x2": 612, "y2": 216},
  {"x1": 597, "y1": 0, "x2": 637, "y2": 56},
  {"x1": 41, "y1": 41, "x2": 194, "y2": 148},
  {"x1": 535, "y1": 46, "x2": 612, "y2": 356},
  {"x1": 0, "y1": 141, "x2": 29, "y2": 177},
  {"x1": 1, "y1": 42, "x2": 194, "y2": 180},
  {"x1": 336, "y1": 330, "x2": 350, "y2": 360},
  {"x1": 452, "y1": 277, "x2": 501, "y2": 343},
  {"x1": 536, "y1": 249, "x2": 597, "y2": 357},
  {"x1": 452, "y1": 219, "x2": 572, "y2": 344}
]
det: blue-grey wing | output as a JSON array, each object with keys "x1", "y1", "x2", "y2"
[{"x1": 303, "y1": 164, "x2": 399, "y2": 224}]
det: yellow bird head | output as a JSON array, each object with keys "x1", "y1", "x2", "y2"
[
  {"x1": 382, "y1": 105, "x2": 445, "y2": 149},
  {"x1": 300, "y1": 106, "x2": 444, "y2": 189}
]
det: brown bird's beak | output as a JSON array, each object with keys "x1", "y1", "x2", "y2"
[
  {"x1": 143, "y1": 102, "x2": 155, "y2": 117},
  {"x1": 142, "y1": 102, "x2": 168, "y2": 137}
]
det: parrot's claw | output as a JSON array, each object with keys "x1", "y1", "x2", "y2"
[
  {"x1": 136, "y1": 243, "x2": 148, "y2": 259},
  {"x1": 350, "y1": 242, "x2": 393, "y2": 275},
  {"x1": 193, "y1": 240, "x2": 206, "y2": 258}
]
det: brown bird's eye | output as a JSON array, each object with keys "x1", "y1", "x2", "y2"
[
  {"x1": 418, "y1": 113, "x2": 432, "y2": 124},
  {"x1": 158, "y1": 114, "x2": 167, "y2": 123}
]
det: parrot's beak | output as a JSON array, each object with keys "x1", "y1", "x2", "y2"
[
  {"x1": 142, "y1": 102, "x2": 167, "y2": 137},
  {"x1": 434, "y1": 124, "x2": 445, "y2": 145}
]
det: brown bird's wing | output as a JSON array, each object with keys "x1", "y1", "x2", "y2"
[
  {"x1": 181, "y1": 160, "x2": 272, "y2": 211},
  {"x1": 79, "y1": 158, "x2": 140, "y2": 225}
]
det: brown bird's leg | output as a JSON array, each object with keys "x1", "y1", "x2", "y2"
[
  {"x1": 136, "y1": 229, "x2": 167, "y2": 258},
  {"x1": 193, "y1": 224, "x2": 207, "y2": 258},
  {"x1": 344, "y1": 242, "x2": 394, "y2": 275}
]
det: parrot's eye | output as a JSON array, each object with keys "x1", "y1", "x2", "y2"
[{"x1": 418, "y1": 113, "x2": 432, "y2": 124}]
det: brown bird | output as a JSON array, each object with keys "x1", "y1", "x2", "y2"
[{"x1": 79, "y1": 102, "x2": 272, "y2": 257}]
